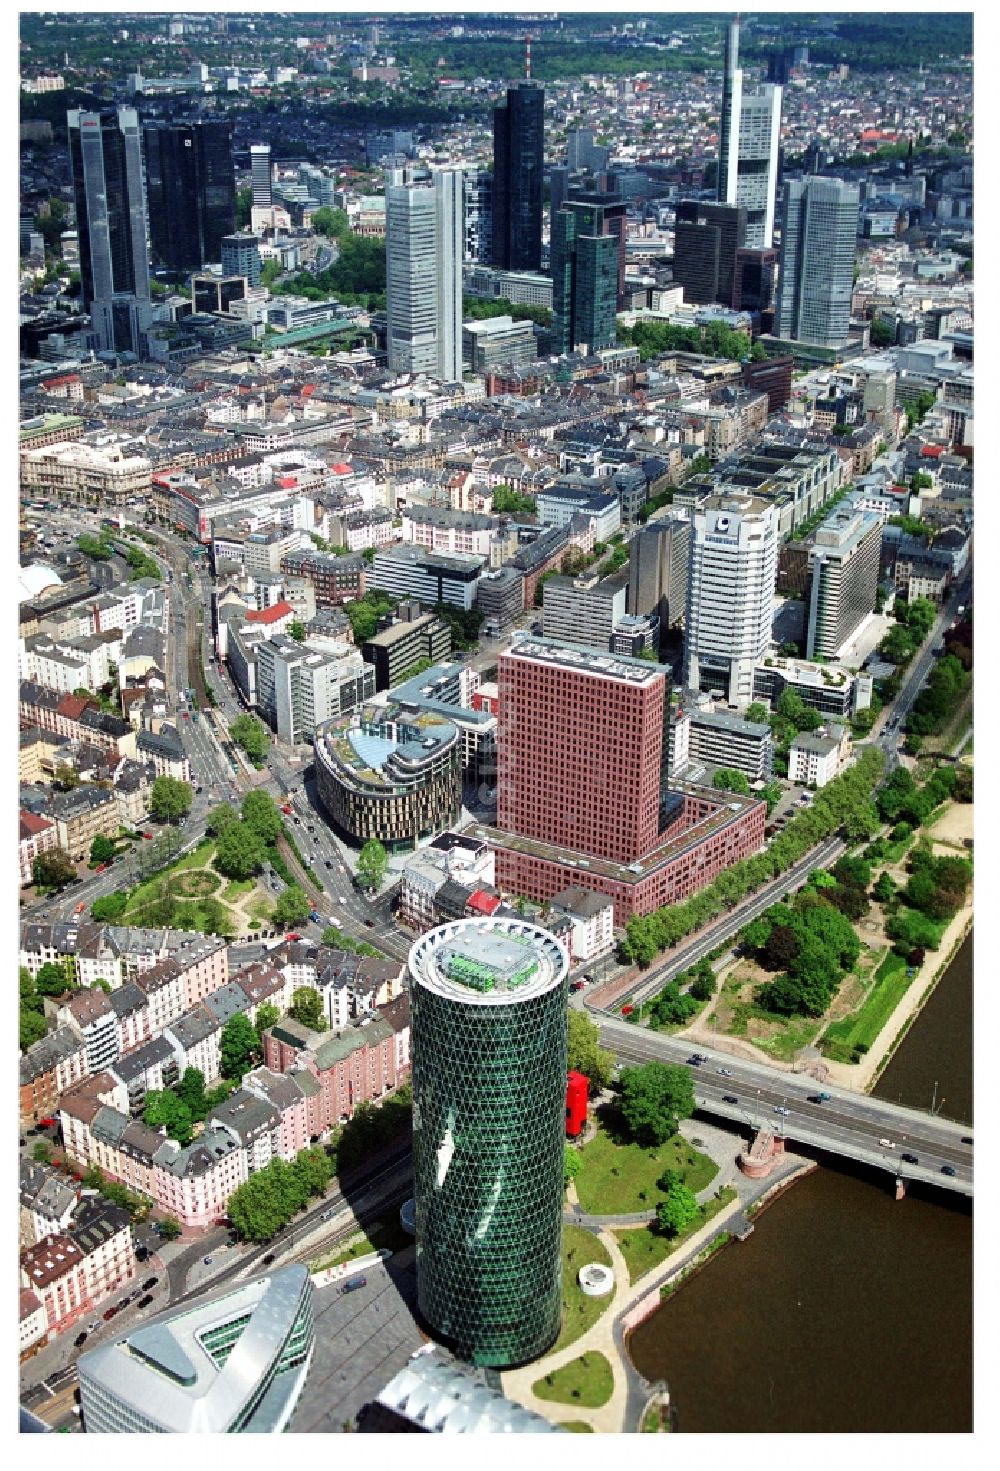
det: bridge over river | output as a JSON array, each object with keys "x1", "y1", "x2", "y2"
[{"x1": 599, "y1": 1016, "x2": 973, "y2": 1198}]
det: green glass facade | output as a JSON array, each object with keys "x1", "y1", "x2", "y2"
[{"x1": 409, "y1": 920, "x2": 568, "y2": 1367}]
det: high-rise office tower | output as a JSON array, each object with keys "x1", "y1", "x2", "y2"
[
  {"x1": 717, "y1": 16, "x2": 742, "y2": 207},
  {"x1": 497, "y1": 638, "x2": 669, "y2": 864},
  {"x1": 684, "y1": 493, "x2": 779, "y2": 707},
  {"x1": 550, "y1": 201, "x2": 619, "y2": 355},
  {"x1": 386, "y1": 169, "x2": 463, "y2": 382},
  {"x1": 250, "y1": 142, "x2": 272, "y2": 207},
  {"x1": 143, "y1": 119, "x2": 235, "y2": 277},
  {"x1": 732, "y1": 246, "x2": 779, "y2": 316},
  {"x1": 628, "y1": 511, "x2": 691, "y2": 631},
  {"x1": 805, "y1": 503, "x2": 882, "y2": 660},
  {"x1": 409, "y1": 916, "x2": 568, "y2": 1368},
  {"x1": 548, "y1": 164, "x2": 570, "y2": 228},
  {"x1": 565, "y1": 128, "x2": 609, "y2": 175},
  {"x1": 673, "y1": 200, "x2": 747, "y2": 306},
  {"x1": 491, "y1": 82, "x2": 544, "y2": 271},
  {"x1": 775, "y1": 176, "x2": 860, "y2": 348},
  {"x1": 67, "y1": 107, "x2": 151, "y2": 358},
  {"x1": 716, "y1": 17, "x2": 782, "y2": 248},
  {"x1": 462, "y1": 169, "x2": 492, "y2": 263},
  {"x1": 221, "y1": 232, "x2": 262, "y2": 289}
]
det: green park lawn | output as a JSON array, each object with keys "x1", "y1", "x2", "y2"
[
  {"x1": 559, "y1": 1421, "x2": 594, "y2": 1432},
  {"x1": 554, "y1": 1225, "x2": 615, "y2": 1353},
  {"x1": 532, "y1": 1352, "x2": 614, "y2": 1409},
  {"x1": 821, "y1": 950, "x2": 913, "y2": 1061},
  {"x1": 613, "y1": 1188, "x2": 737, "y2": 1286},
  {"x1": 574, "y1": 1121, "x2": 717, "y2": 1216}
]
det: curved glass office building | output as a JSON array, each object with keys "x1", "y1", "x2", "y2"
[{"x1": 409, "y1": 918, "x2": 568, "y2": 1367}]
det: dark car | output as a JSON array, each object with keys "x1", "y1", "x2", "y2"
[
  {"x1": 103, "y1": 1307, "x2": 117, "y2": 1321},
  {"x1": 117, "y1": 1297, "x2": 131, "y2": 1310},
  {"x1": 261, "y1": 1254, "x2": 275, "y2": 1266},
  {"x1": 324, "y1": 859, "x2": 333, "y2": 869},
  {"x1": 135, "y1": 1248, "x2": 149, "y2": 1262},
  {"x1": 74, "y1": 1332, "x2": 88, "y2": 1348},
  {"x1": 902, "y1": 1153, "x2": 919, "y2": 1164},
  {"x1": 961, "y1": 1136, "x2": 973, "y2": 1145},
  {"x1": 941, "y1": 1165, "x2": 957, "y2": 1177},
  {"x1": 136, "y1": 1294, "x2": 153, "y2": 1309},
  {"x1": 569, "y1": 981, "x2": 585, "y2": 993},
  {"x1": 722, "y1": 1094, "x2": 739, "y2": 1105},
  {"x1": 687, "y1": 1055, "x2": 702, "y2": 1066},
  {"x1": 340, "y1": 1274, "x2": 367, "y2": 1294},
  {"x1": 142, "y1": 1277, "x2": 158, "y2": 1291}
]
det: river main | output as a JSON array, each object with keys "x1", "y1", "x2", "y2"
[{"x1": 628, "y1": 932, "x2": 973, "y2": 1433}]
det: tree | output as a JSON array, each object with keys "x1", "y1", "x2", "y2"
[
  {"x1": 89, "y1": 834, "x2": 116, "y2": 865},
  {"x1": 215, "y1": 821, "x2": 266, "y2": 880},
  {"x1": 564, "y1": 1146, "x2": 583, "y2": 1187},
  {"x1": 843, "y1": 802, "x2": 880, "y2": 843},
  {"x1": 150, "y1": 775, "x2": 193, "y2": 824},
  {"x1": 32, "y1": 848, "x2": 76, "y2": 890},
  {"x1": 289, "y1": 986, "x2": 325, "y2": 1031},
  {"x1": 745, "y1": 702, "x2": 770, "y2": 725},
  {"x1": 158, "y1": 1215, "x2": 182, "y2": 1241},
  {"x1": 176, "y1": 1068, "x2": 208, "y2": 1121},
  {"x1": 35, "y1": 961, "x2": 73, "y2": 997},
  {"x1": 873, "y1": 872, "x2": 897, "y2": 904},
  {"x1": 618, "y1": 1062, "x2": 695, "y2": 1146},
  {"x1": 254, "y1": 1002, "x2": 281, "y2": 1039},
  {"x1": 762, "y1": 924, "x2": 800, "y2": 971},
  {"x1": 206, "y1": 803, "x2": 240, "y2": 837},
  {"x1": 144, "y1": 1090, "x2": 194, "y2": 1147},
  {"x1": 220, "y1": 1013, "x2": 261, "y2": 1080},
  {"x1": 288, "y1": 619, "x2": 306, "y2": 642},
  {"x1": 32, "y1": 1141, "x2": 54, "y2": 1164},
  {"x1": 241, "y1": 790, "x2": 283, "y2": 844},
  {"x1": 91, "y1": 890, "x2": 128, "y2": 921},
  {"x1": 567, "y1": 1010, "x2": 615, "y2": 1096},
  {"x1": 688, "y1": 965, "x2": 716, "y2": 1003},
  {"x1": 20, "y1": 1007, "x2": 47, "y2": 1051},
  {"x1": 491, "y1": 484, "x2": 536, "y2": 515},
  {"x1": 833, "y1": 855, "x2": 871, "y2": 890},
  {"x1": 656, "y1": 1182, "x2": 700, "y2": 1237},
  {"x1": 357, "y1": 838, "x2": 387, "y2": 892},
  {"x1": 274, "y1": 884, "x2": 311, "y2": 929},
  {"x1": 712, "y1": 768, "x2": 751, "y2": 795},
  {"x1": 292, "y1": 1144, "x2": 334, "y2": 1198},
  {"x1": 311, "y1": 205, "x2": 350, "y2": 239},
  {"x1": 230, "y1": 714, "x2": 270, "y2": 767}
]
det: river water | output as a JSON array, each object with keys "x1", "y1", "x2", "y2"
[{"x1": 628, "y1": 932, "x2": 973, "y2": 1433}]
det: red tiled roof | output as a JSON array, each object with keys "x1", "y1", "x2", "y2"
[
  {"x1": 920, "y1": 444, "x2": 945, "y2": 458},
  {"x1": 331, "y1": 462, "x2": 352, "y2": 475},
  {"x1": 246, "y1": 600, "x2": 294, "y2": 625},
  {"x1": 56, "y1": 693, "x2": 92, "y2": 721},
  {"x1": 20, "y1": 810, "x2": 54, "y2": 838}
]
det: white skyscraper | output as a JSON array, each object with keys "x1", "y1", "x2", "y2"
[
  {"x1": 717, "y1": 16, "x2": 782, "y2": 248},
  {"x1": 684, "y1": 493, "x2": 779, "y2": 708},
  {"x1": 386, "y1": 169, "x2": 463, "y2": 383},
  {"x1": 250, "y1": 143, "x2": 272, "y2": 207}
]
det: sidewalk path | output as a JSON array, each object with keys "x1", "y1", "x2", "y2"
[{"x1": 502, "y1": 1154, "x2": 811, "y2": 1432}]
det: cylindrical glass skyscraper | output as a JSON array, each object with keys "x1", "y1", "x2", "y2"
[{"x1": 409, "y1": 918, "x2": 568, "y2": 1367}]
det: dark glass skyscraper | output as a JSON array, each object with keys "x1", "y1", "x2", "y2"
[
  {"x1": 491, "y1": 82, "x2": 544, "y2": 272},
  {"x1": 67, "y1": 107, "x2": 151, "y2": 358},
  {"x1": 409, "y1": 918, "x2": 568, "y2": 1368},
  {"x1": 550, "y1": 200, "x2": 619, "y2": 356},
  {"x1": 143, "y1": 119, "x2": 235, "y2": 277}
]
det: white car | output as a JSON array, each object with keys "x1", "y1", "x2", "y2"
[
  {"x1": 878, "y1": 1138, "x2": 896, "y2": 1149},
  {"x1": 774, "y1": 1105, "x2": 791, "y2": 1116}
]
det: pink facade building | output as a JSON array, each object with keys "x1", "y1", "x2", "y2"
[
  {"x1": 20, "y1": 1234, "x2": 91, "y2": 1336},
  {"x1": 263, "y1": 1008, "x2": 410, "y2": 1134},
  {"x1": 176, "y1": 936, "x2": 229, "y2": 1009}
]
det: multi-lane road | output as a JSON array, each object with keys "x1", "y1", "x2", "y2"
[{"x1": 600, "y1": 1016, "x2": 974, "y2": 1196}]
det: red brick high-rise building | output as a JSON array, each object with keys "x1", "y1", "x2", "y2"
[
  {"x1": 480, "y1": 637, "x2": 766, "y2": 924},
  {"x1": 497, "y1": 640, "x2": 668, "y2": 864}
]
